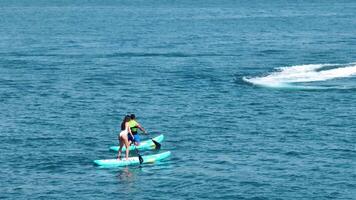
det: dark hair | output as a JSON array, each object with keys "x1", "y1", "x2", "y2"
[
  {"x1": 121, "y1": 115, "x2": 131, "y2": 130},
  {"x1": 130, "y1": 114, "x2": 136, "y2": 119}
]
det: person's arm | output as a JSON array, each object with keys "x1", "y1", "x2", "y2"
[
  {"x1": 126, "y1": 122, "x2": 135, "y2": 138},
  {"x1": 136, "y1": 122, "x2": 147, "y2": 134}
]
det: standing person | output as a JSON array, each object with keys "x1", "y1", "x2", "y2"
[
  {"x1": 117, "y1": 115, "x2": 135, "y2": 160},
  {"x1": 128, "y1": 114, "x2": 147, "y2": 146}
]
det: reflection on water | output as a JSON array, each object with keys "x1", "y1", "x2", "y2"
[
  {"x1": 117, "y1": 167, "x2": 138, "y2": 183},
  {"x1": 115, "y1": 160, "x2": 173, "y2": 183}
]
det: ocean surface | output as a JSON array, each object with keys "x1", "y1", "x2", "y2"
[{"x1": 0, "y1": 0, "x2": 355, "y2": 199}]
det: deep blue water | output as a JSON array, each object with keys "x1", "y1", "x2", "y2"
[{"x1": 1, "y1": 1, "x2": 355, "y2": 199}]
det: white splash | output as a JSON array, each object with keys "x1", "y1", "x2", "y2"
[{"x1": 243, "y1": 63, "x2": 356, "y2": 89}]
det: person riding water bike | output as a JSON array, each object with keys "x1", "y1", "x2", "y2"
[{"x1": 128, "y1": 114, "x2": 147, "y2": 146}]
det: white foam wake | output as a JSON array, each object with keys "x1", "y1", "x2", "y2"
[{"x1": 243, "y1": 63, "x2": 356, "y2": 89}]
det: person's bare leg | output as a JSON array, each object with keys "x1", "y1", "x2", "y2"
[
  {"x1": 123, "y1": 136, "x2": 130, "y2": 160},
  {"x1": 117, "y1": 137, "x2": 124, "y2": 160}
]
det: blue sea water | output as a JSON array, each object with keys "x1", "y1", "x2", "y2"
[{"x1": 0, "y1": 0, "x2": 355, "y2": 199}]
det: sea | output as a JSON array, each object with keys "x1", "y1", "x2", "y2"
[{"x1": 0, "y1": 0, "x2": 355, "y2": 199}]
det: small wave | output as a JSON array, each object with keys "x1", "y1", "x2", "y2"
[
  {"x1": 243, "y1": 63, "x2": 356, "y2": 89},
  {"x1": 104, "y1": 52, "x2": 238, "y2": 58}
]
